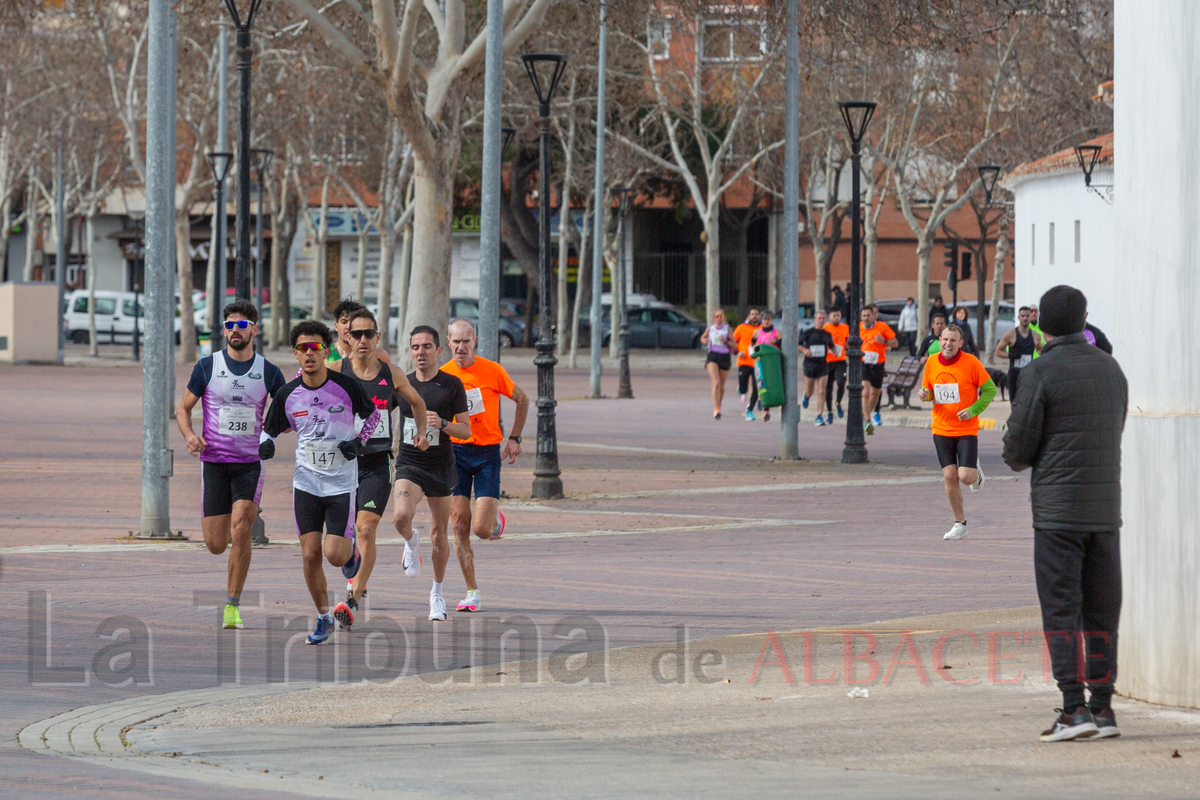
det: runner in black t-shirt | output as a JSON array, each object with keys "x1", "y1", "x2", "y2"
[
  {"x1": 799, "y1": 310, "x2": 835, "y2": 426},
  {"x1": 395, "y1": 325, "x2": 471, "y2": 622}
]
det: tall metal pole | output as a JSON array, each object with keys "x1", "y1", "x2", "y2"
[
  {"x1": 532, "y1": 104, "x2": 563, "y2": 498},
  {"x1": 234, "y1": 24, "x2": 253, "y2": 300},
  {"x1": 166, "y1": 9, "x2": 177, "y2": 411},
  {"x1": 780, "y1": 0, "x2": 800, "y2": 458},
  {"x1": 616, "y1": 192, "x2": 633, "y2": 398},
  {"x1": 54, "y1": 140, "x2": 65, "y2": 364},
  {"x1": 477, "y1": 0, "x2": 505, "y2": 361},
  {"x1": 140, "y1": 0, "x2": 173, "y2": 537},
  {"x1": 589, "y1": 0, "x2": 608, "y2": 398},
  {"x1": 842, "y1": 133, "x2": 868, "y2": 463},
  {"x1": 255, "y1": 166, "x2": 264, "y2": 343},
  {"x1": 212, "y1": 26, "x2": 229, "y2": 351}
]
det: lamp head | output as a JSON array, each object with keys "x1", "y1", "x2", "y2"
[
  {"x1": 501, "y1": 127, "x2": 518, "y2": 157},
  {"x1": 250, "y1": 148, "x2": 274, "y2": 175},
  {"x1": 977, "y1": 164, "x2": 1001, "y2": 205},
  {"x1": 522, "y1": 53, "x2": 568, "y2": 113},
  {"x1": 838, "y1": 101, "x2": 877, "y2": 146},
  {"x1": 1074, "y1": 144, "x2": 1102, "y2": 187},
  {"x1": 219, "y1": 0, "x2": 264, "y2": 30},
  {"x1": 207, "y1": 151, "x2": 233, "y2": 184}
]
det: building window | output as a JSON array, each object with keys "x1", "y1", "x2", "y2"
[
  {"x1": 702, "y1": 16, "x2": 766, "y2": 62},
  {"x1": 1031, "y1": 224, "x2": 1035, "y2": 266},
  {"x1": 1074, "y1": 220, "x2": 1081, "y2": 263},
  {"x1": 1049, "y1": 222, "x2": 1055, "y2": 265},
  {"x1": 1003, "y1": 283, "x2": 1015, "y2": 302},
  {"x1": 648, "y1": 18, "x2": 671, "y2": 60}
]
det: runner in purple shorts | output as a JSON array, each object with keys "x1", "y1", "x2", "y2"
[
  {"x1": 259, "y1": 321, "x2": 382, "y2": 645},
  {"x1": 176, "y1": 299, "x2": 285, "y2": 631}
]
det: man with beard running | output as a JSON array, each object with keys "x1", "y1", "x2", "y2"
[
  {"x1": 993, "y1": 306, "x2": 1041, "y2": 401},
  {"x1": 259, "y1": 321, "x2": 382, "y2": 645},
  {"x1": 177, "y1": 299, "x2": 285, "y2": 630},
  {"x1": 733, "y1": 308, "x2": 763, "y2": 421},
  {"x1": 328, "y1": 309, "x2": 429, "y2": 630},
  {"x1": 822, "y1": 308, "x2": 850, "y2": 425}
]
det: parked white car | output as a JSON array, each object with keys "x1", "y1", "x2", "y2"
[{"x1": 64, "y1": 290, "x2": 183, "y2": 344}]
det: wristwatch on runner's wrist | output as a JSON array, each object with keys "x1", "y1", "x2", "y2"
[{"x1": 508, "y1": 435, "x2": 522, "y2": 443}]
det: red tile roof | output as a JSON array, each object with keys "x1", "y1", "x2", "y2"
[{"x1": 1002, "y1": 132, "x2": 1112, "y2": 190}]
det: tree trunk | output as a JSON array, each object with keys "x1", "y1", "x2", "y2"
[
  {"x1": 176, "y1": 211, "x2": 197, "y2": 363},
  {"x1": 354, "y1": 224, "x2": 369, "y2": 302},
  {"x1": 569, "y1": 197, "x2": 592, "y2": 369},
  {"x1": 916, "y1": 239, "x2": 932, "y2": 339},
  {"x1": 22, "y1": 176, "x2": 37, "y2": 281},
  {"x1": 555, "y1": 208, "x2": 571, "y2": 356},
  {"x1": 394, "y1": 223, "x2": 413, "y2": 344},
  {"x1": 313, "y1": 176, "x2": 331, "y2": 319},
  {"x1": 766, "y1": 211, "x2": 778, "y2": 311},
  {"x1": 404, "y1": 160, "x2": 454, "y2": 340},
  {"x1": 86, "y1": 214, "x2": 98, "y2": 355},
  {"x1": 703, "y1": 211, "x2": 720, "y2": 321},
  {"x1": 975, "y1": 245, "x2": 987, "y2": 350},
  {"x1": 0, "y1": 193, "x2": 11, "y2": 281},
  {"x1": 988, "y1": 216, "x2": 1009, "y2": 366},
  {"x1": 608, "y1": 206, "x2": 622, "y2": 357},
  {"x1": 377, "y1": 223, "x2": 397, "y2": 354}
]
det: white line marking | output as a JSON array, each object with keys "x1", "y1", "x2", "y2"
[
  {"x1": 558, "y1": 441, "x2": 754, "y2": 460},
  {"x1": 578, "y1": 475, "x2": 1017, "y2": 500}
]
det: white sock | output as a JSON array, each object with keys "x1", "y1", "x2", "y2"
[
  {"x1": 432, "y1": 581, "x2": 443, "y2": 597},
  {"x1": 319, "y1": 611, "x2": 333, "y2": 622},
  {"x1": 408, "y1": 532, "x2": 420, "y2": 553}
]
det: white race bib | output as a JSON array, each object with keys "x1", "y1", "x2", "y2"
[
  {"x1": 833, "y1": 344, "x2": 844, "y2": 357},
  {"x1": 934, "y1": 383, "x2": 961, "y2": 404},
  {"x1": 403, "y1": 416, "x2": 440, "y2": 447},
  {"x1": 356, "y1": 409, "x2": 391, "y2": 439},
  {"x1": 218, "y1": 406, "x2": 255, "y2": 436},
  {"x1": 809, "y1": 344, "x2": 826, "y2": 358},
  {"x1": 1015, "y1": 354, "x2": 1032, "y2": 368},
  {"x1": 862, "y1": 350, "x2": 880, "y2": 365},
  {"x1": 464, "y1": 387, "x2": 485, "y2": 417},
  {"x1": 304, "y1": 441, "x2": 344, "y2": 471}
]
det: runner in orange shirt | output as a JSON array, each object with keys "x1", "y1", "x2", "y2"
[
  {"x1": 859, "y1": 303, "x2": 897, "y2": 433},
  {"x1": 917, "y1": 324, "x2": 997, "y2": 541},
  {"x1": 733, "y1": 309, "x2": 762, "y2": 421},
  {"x1": 439, "y1": 318, "x2": 530, "y2": 614},
  {"x1": 822, "y1": 308, "x2": 850, "y2": 425}
]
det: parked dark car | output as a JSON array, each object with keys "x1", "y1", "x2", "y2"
[
  {"x1": 388, "y1": 297, "x2": 526, "y2": 349},
  {"x1": 588, "y1": 304, "x2": 707, "y2": 349},
  {"x1": 772, "y1": 302, "x2": 818, "y2": 333}
]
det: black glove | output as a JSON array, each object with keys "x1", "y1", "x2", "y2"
[
  {"x1": 338, "y1": 438, "x2": 363, "y2": 461},
  {"x1": 259, "y1": 439, "x2": 275, "y2": 460}
]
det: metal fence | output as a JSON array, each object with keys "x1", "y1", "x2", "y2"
[{"x1": 634, "y1": 252, "x2": 768, "y2": 308}]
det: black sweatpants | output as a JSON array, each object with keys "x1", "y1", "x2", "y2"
[
  {"x1": 738, "y1": 366, "x2": 758, "y2": 412},
  {"x1": 1034, "y1": 529, "x2": 1122, "y2": 710},
  {"x1": 824, "y1": 361, "x2": 847, "y2": 410}
]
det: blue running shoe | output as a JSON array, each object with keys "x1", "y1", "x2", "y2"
[
  {"x1": 872, "y1": 411, "x2": 882, "y2": 427},
  {"x1": 307, "y1": 615, "x2": 334, "y2": 645},
  {"x1": 826, "y1": 412, "x2": 834, "y2": 425},
  {"x1": 341, "y1": 539, "x2": 361, "y2": 580},
  {"x1": 802, "y1": 395, "x2": 809, "y2": 409},
  {"x1": 836, "y1": 403, "x2": 844, "y2": 419}
]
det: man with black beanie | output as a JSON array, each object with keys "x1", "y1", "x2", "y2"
[{"x1": 1003, "y1": 285, "x2": 1128, "y2": 742}]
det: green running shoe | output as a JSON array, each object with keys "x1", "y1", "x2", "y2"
[{"x1": 222, "y1": 604, "x2": 243, "y2": 630}]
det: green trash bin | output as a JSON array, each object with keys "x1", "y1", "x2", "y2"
[{"x1": 753, "y1": 343, "x2": 785, "y2": 409}]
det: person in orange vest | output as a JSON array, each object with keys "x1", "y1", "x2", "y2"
[
  {"x1": 859, "y1": 303, "x2": 897, "y2": 433},
  {"x1": 733, "y1": 309, "x2": 762, "y2": 421}
]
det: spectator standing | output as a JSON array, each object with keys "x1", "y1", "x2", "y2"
[
  {"x1": 898, "y1": 297, "x2": 919, "y2": 356},
  {"x1": 951, "y1": 306, "x2": 978, "y2": 356},
  {"x1": 929, "y1": 295, "x2": 950, "y2": 327}
]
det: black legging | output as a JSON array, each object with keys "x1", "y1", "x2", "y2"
[{"x1": 825, "y1": 361, "x2": 847, "y2": 410}]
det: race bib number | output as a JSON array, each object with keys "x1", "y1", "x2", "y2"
[
  {"x1": 304, "y1": 441, "x2": 344, "y2": 471},
  {"x1": 934, "y1": 383, "x2": 961, "y2": 404},
  {"x1": 833, "y1": 344, "x2": 844, "y2": 357},
  {"x1": 464, "y1": 387, "x2": 485, "y2": 417},
  {"x1": 403, "y1": 416, "x2": 440, "y2": 447},
  {"x1": 218, "y1": 406, "x2": 255, "y2": 436},
  {"x1": 862, "y1": 350, "x2": 880, "y2": 365},
  {"x1": 356, "y1": 410, "x2": 391, "y2": 439},
  {"x1": 1015, "y1": 354, "x2": 1032, "y2": 369},
  {"x1": 809, "y1": 344, "x2": 826, "y2": 358}
]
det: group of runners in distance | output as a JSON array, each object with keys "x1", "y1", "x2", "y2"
[{"x1": 176, "y1": 297, "x2": 528, "y2": 644}]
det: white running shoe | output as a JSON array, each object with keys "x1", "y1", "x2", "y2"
[
  {"x1": 456, "y1": 589, "x2": 481, "y2": 612},
  {"x1": 969, "y1": 462, "x2": 985, "y2": 493},
  {"x1": 944, "y1": 521, "x2": 969, "y2": 540},
  {"x1": 429, "y1": 593, "x2": 447, "y2": 621},
  {"x1": 403, "y1": 537, "x2": 422, "y2": 577}
]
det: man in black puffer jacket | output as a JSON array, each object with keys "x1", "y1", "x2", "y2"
[{"x1": 1003, "y1": 285, "x2": 1128, "y2": 743}]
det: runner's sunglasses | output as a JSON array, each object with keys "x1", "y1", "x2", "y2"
[
  {"x1": 294, "y1": 342, "x2": 327, "y2": 353},
  {"x1": 348, "y1": 329, "x2": 379, "y2": 340},
  {"x1": 224, "y1": 320, "x2": 252, "y2": 330}
]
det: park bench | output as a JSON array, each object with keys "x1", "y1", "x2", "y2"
[{"x1": 885, "y1": 356, "x2": 923, "y2": 409}]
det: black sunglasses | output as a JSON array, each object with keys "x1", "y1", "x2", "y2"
[
  {"x1": 224, "y1": 320, "x2": 251, "y2": 330},
  {"x1": 349, "y1": 329, "x2": 379, "y2": 340}
]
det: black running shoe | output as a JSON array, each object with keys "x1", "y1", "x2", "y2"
[
  {"x1": 1040, "y1": 706, "x2": 1099, "y2": 742},
  {"x1": 1092, "y1": 707, "x2": 1120, "y2": 739}
]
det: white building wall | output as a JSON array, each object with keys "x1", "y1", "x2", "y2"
[
  {"x1": 1108, "y1": 0, "x2": 1200, "y2": 708},
  {"x1": 1012, "y1": 168, "x2": 1115, "y2": 331}
]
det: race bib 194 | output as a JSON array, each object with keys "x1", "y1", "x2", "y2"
[
  {"x1": 934, "y1": 383, "x2": 961, "y2": 404},
  {"x1": 403, "y1": 416, "x2": 439, "y2": 447},
  {"x1": 862, "y1": 351, "x2": 880, "y2": 365},
  {"x1": 464, "y1": 387, "x2": 485, "y2": 417},
  {"x1": 218, "y1": 406, "x2": 255, "y2": 436},
  {"x1": 809, "y1": 344, "x2": 826, "y2": 358},
  {"x1": 304, "y1": 441, "x2": 344, "y2": 471}
]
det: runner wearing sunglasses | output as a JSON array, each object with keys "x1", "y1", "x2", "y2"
[
  {"x1": 328, "y1": 299, "x2": 391, "y2": 366},
  {"x1": 327, "y1": 308, "x2": 430, "y2": 630},
  {"x1": 176, "y1": 300, "x2": 285, "y2": 631},
  {"x1": 259, "y1": 321, "x2": 386, "y2": 645}
]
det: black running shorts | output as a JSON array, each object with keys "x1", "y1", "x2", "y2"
[
  {"x1": 802, "y1": 360, "x2": 828, "y2": 379},
  {"x1": 738, "y1": 365, "x2": 756, "y2": 394},
  {"x1": 862, "y1": 363, "x2": 886, "y2": 389},
  {"x1": 201, "y1": 461, "x2": 263, "y2": 518},
  {"x1": 356, "y1": 452, "x2": 393, "y2": 516},
  {"x1": 933, "y1": 434, "x2": 979, "y2": 470},
  {"x1": 705, "y1": 351, "x2": 732, "y2": 371},
  {"x1": 395, "y1": 464, "x2": 457, "y2": 499},
  {"x1": 294, "y1": 489, "x2": 355, "y2": 538}
]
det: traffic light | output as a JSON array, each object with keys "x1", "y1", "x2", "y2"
[
  {"x1": 944, "y1": 241, "x2": 959, "y2": 290},
  {"x1": 961, "y1": 251, "x2": 972, "y2": 280}
]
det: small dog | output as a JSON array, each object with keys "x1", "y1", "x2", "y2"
[{"x1": 986, "y1": 367, "x2": 1008, "y2": 401}]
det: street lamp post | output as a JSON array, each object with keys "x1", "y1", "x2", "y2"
[
  {"x1": 522, "y1": 52, "x2": 568, "y2": 500},
  {"x1": 251, "y1": 147, "x2": 273, "y2": 348},
  {"x1": 613, "y1": 186, "x2": 634, "y2": 399},
  {"x1": 838, "y1": 100, "x2": 876, "y2": 464},
  {"x1": 978, "y1": 165, "x2": 1001, "y2": 206},
  {"x1": 218, "y1": 0, "x2": 264, "y2": 301},
  {"x1": 207, "y1": 151, "x2": 233, "y2": 351}
]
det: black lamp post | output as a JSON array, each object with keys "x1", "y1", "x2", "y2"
[
  {"x1": 251, "y1": 147, "x2": 273, "y2": 348},
  {"x1": 522, "y1": 52, "x2": 568, "y2": 499},
  {"x1": 837, "y1": 100, "x2": 876, "y2": 465},
  {"x1": 977, "y1": 165, "x2": 1001, "y2": 206},
  {"x1": 1073, "y1": 144, "x2": 1113, "y2": 203},
  {"x1": 218, "y1": 0, "x2": 264, "y2": 301},
  {"x1": 613, "y1": 186, "x2": 634, "y2": 399},
  {"x1": 206, "y1": 150, "x2": 233, "y2": 351}
]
